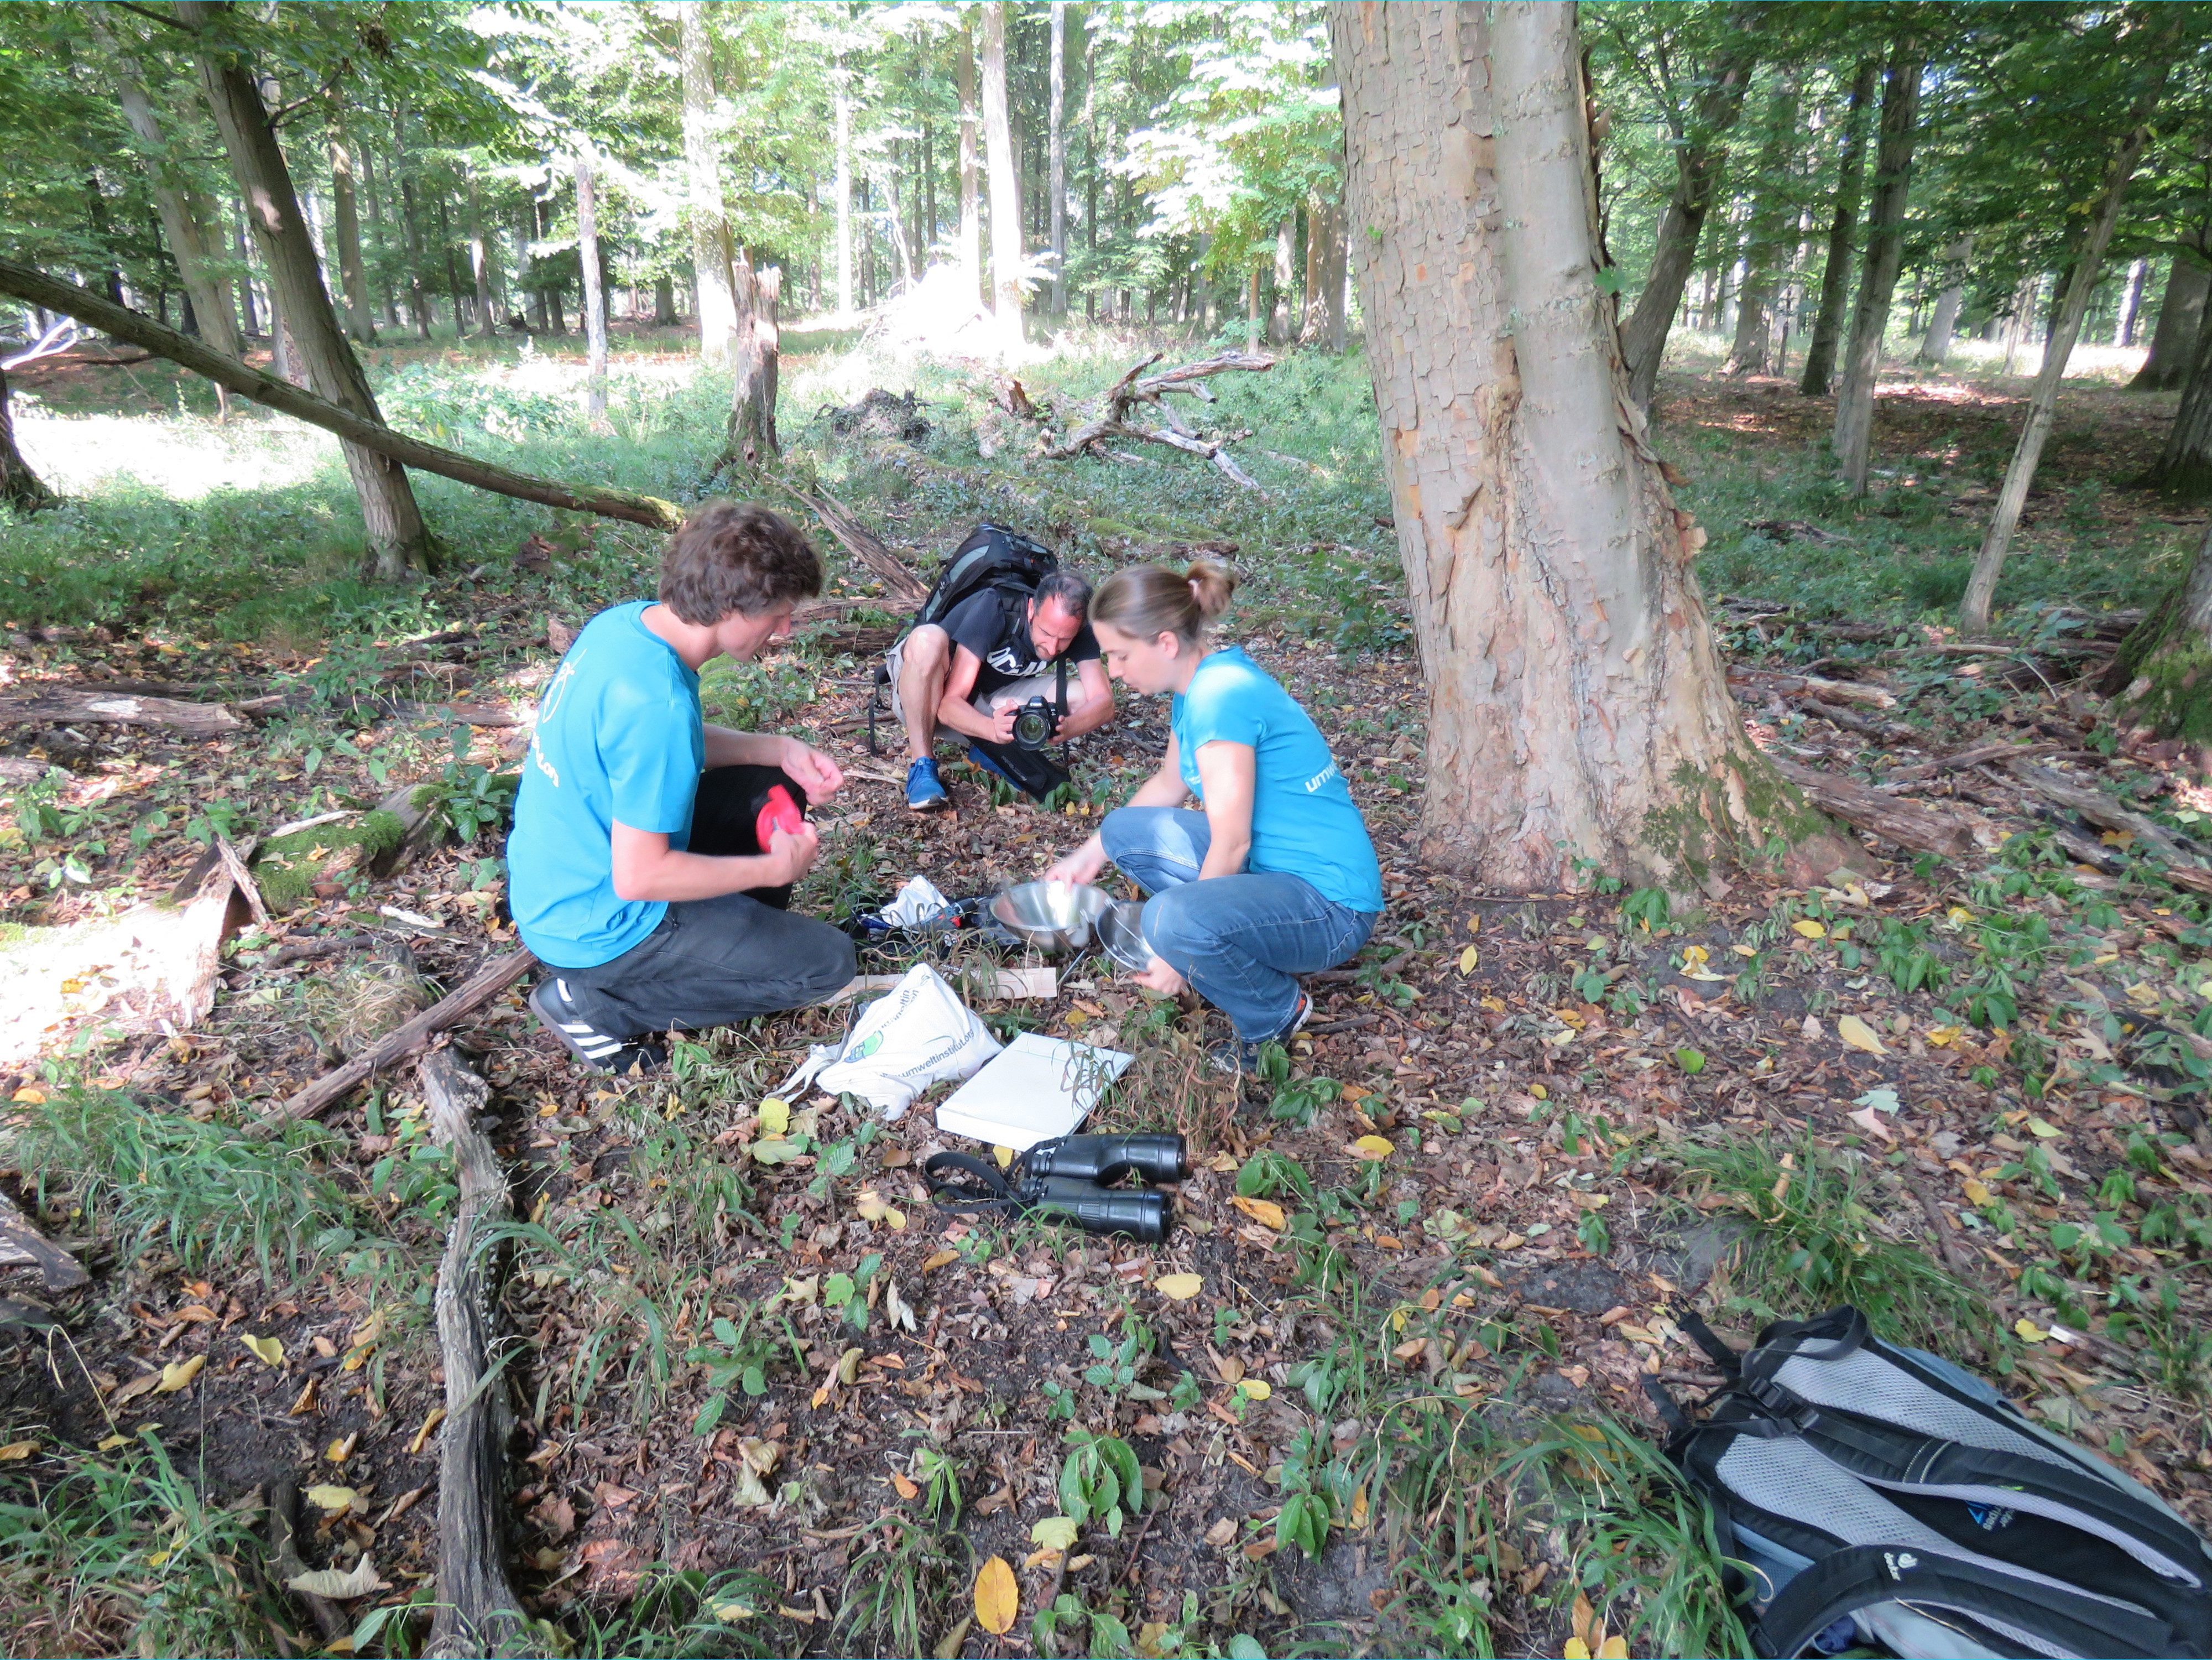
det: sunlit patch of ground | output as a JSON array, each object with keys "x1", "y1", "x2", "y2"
[{"x1": 12, "y1": 408, "x2": 339, "y2": 500}]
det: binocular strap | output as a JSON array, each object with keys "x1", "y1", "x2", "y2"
[{"x1": 924, "y1": 1150, "x2": 1028, "y2": 1216}]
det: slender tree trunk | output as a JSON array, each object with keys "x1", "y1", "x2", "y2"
[
  {"x1": 1723, "y1": 75, "x2": 1801, "y2": 376},
  {"x1": 957, "y1": 19, "x2": 982, "y2": 305},
  {"x1": 1269, "y1": 216, "x2": 1297, "y2": 344},
  {"x1": 1048, "y1": 0, "x2": 1067, "y2": 317},
  {"x1": 358, "y1": 133, "x2": 399, "y2": 331},
  {"x1": 1799, "y1": 59, "x2": 1877, "y2": 398},
  {"x1": 575, "y1": 145, "x2": 608, "y2": 433},
  {"x1": 2115, "y1": 257, "x2": 2150, "y2": 347},
  {"x1": 653, "y1": 274, "x2": 675, "y2": 326},
  {"x1": 834, "y1": 76, "x2": 854, "y2": 318},
  {"x1": 2134, "y1": 255, "x2": 2210, "y2": 390},
  {"x1": 398, "y1": 175, "x2": 434, "y2": 340},
  {"x1": 680, "y1": 4, "x2": 739, "y2": 362},
  {"x1": 1919, "y1": 233, "x2": 1971, "y2": 364},
  {"x1": 1963, "y1": 85, "x2": 2168, "y2": 634},
  {"x1": 1618, "y1": 11, "x2": 1761, "y2": 406},
  {"x1": 0, "y1": 366, "x2": 56, "y2": 515},
  {"x1": 1833, "y1": 45, "x2": 1923, "y2": 496},
  {"x1": 923, "y1": 118, "x2": 938, "y2": 256},
  {"x1": 1331, "y1": 0, "x2": 1841, "y2": 892},
  {"x1": 982, "y1": 2, "x2": 1024, "y2": 355},
  {"x1": 434, "y1": 193, "x2": 467, "y2": 334},
  {"x1": 325, "y1": 94, "x2": 375, "y2": 344},
  {"x1": 232, "y1": 215, "x2": 259, "y2": 338},
  {"x1": 467, "y1": 167, "x2": 496, "y2": 339},
  {"x1": 179, "y1": 0, "x2": 429, "y2": 577}
]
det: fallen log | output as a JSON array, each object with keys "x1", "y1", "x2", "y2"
[
  {"x1": 1726, "y1": 669, "x2": 1897, "y2": 710},
  {"x1": 1039, "y1": 350, "x2": 1274, "y2": 488},
  {"x1": 1767, "y1": 756, "x2": 1997, "y2": 858},
  {"x1": 255, "y1": 950, "x2": 534, "y2": 1131},
  {"x1": 0, "y1": 685, "x2": 241, "y2": 736},
  {"x1": 2006, "y1": 761, "x2": 2211, "y2": 867},
  {"x1": 0, "y1": 1187, "x2": 88, "y2": 1290},
  {"x1": 0, "y1": 257, "x2": 683, "y2": 533},
  {"x1": 419, "y1": 1048, "x2": 528, "y2": 1659},
  {"x1": 1881, "y1": 739, "x2": 2063, "y2": 783},
  {"x1": 801, "y1": 488, "x2": 928, "y2": 608}
]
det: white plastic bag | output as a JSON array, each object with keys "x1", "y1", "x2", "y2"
[
  {"x1": 778, "y1": 961, "x2": 999, "y2": 1120},
  {"x1": 879, "y1": 875, "x2": 953, "y2": 928}
]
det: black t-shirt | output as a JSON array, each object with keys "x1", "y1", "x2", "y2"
[{"x1": 940, "y1": 586, "x2": 1100, "y2": 700}]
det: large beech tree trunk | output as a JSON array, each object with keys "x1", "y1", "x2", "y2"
[
  {"x1": 1332, "y1": 1, "x2": 1844, "y2": 893},
  {"x1": 1919, "y1": 234, "x2": 1972, "y2": 365},
  {"x1": 180, "y1": 1, "x2": 429, "y2": 577},
  {"x1": 680, "y1": 4, "x2": 739, "y2": 364},
  {"x1": 2147, "y1": 318, "x2": 2212, "y2": 497},
  {"x1": 1962, "y1": 53, "x2": 2172, "y2": 633},
  {"x1": 1618, "y1": 9, "x2": 1760, "y2": 407},
  {"x1": 2133, "y1": 254, "x2": 2209, "y2": 390},
  {"x1": 2103, "y1": 517, "x2": 2212, "y2": 748},
  {"x1": 957, "y1": 20, "x2": 982, "y2": 302},
  {"x1": 1799, "y1": 60, "x2": 1877, "y2": 398},
  {"x1": 982, "y1": 2, "x2": 1025, "y2": 356},
  {"x1": 1833, "y1": 43, "x2": 1923, "y2": 497},
  {"x1": 0, "y1": 367, "x2": 55, "y2": 516}
]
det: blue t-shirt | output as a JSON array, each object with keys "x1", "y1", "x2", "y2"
[
  {"x1": 1171, "y1": 647, "x2": 1383, "y2": 914},
  {"x1": 507, "y1": 601, "x2": 704, "y2": 969}
]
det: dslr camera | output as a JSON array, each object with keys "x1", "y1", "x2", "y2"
[{"x1": 1010, "y1": 695, "x2": 1061, "y2": 751}]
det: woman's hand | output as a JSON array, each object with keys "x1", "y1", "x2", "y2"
[
  {"x1": 1128, "y1": 956, "x2": 1186, "y2": 996},
  {"x1": 1044, "y1": 834, "x2": 1109, "y2": 887},
  {"x1": 781, "y1": 736, "x2": 845, "y2": 804}
]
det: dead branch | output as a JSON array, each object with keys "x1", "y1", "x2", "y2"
[
  {"x1": 0, "y1": 685, "x2": 242, "y2": 736},
  {"x1": 1037, "y1": 351, "x2": 1274, "y2": 489},
  {"x1": 1768, "y1": 756, "x2": 1997, "y2": 858},
  {"x1": 265, "y1": 1479, "x2": 349, "y2": 1644},
  {"x1": 1881, "y1": 740, "x2": 2063, "y2": 783},
  {"x1": 2006, "y1": 761, "x2": 2210, "y2": 867},
  {"x1": 420, "y1": 1048, "x2": 528, "y2": 1659},
  {"x1": 801, "y1": 489, "x2": 928, "y2": 609},
  {"x1": 0, "y1": 1187, "x2": 88, "y2": 1290},
  {"x1": 255, "y1": 951, "x2": 534, "y2": 1131}
]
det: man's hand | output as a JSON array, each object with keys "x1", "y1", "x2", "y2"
[
  {"x1": 986, "y1": 703, "x2": 1022, "y2": 746},
  {"x1": 1044, "y1": 835, "x2": 1109, "y2": 887},
  {"x1": 763, "y1": 820, "x2": 822, "y2": 886},
  {"x1": 1129, "y1": 956, "x2": 1186, "y2": 996},
  {"x1": 781, "y1": 737, "x2": 845, "y2": 804}
]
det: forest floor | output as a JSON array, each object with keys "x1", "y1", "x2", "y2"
[{"x1": 0, "y1": 321, "x2": 2209, "y2": 1659}]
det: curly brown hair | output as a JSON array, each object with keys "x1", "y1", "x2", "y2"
[{"x1": 658, "y1": 501, "x2": 822, "y2": 625}]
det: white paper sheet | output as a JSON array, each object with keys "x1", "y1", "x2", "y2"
[{"x1": 932, "y1": 1031, "x2": 1135, "y2": 1150}]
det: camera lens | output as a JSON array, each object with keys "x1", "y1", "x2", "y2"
[{"x1": 1012, "y1": 701, "x2": 1055, "y2": 750}]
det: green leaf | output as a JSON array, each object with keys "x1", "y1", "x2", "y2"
[
  {"x1": 823, "y1": 1273, "x2": 855, "y2": 1308},
  {"x1": 1674, "y1": 1047, "x2": 1706, "y2": 1074}
]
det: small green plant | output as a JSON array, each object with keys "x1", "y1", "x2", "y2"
[
  {"x1": 1058, "y1": 1428, "x2": 1144, "y2": 1537},
  {"x1": 684, "y1": 1304, "x2": 790, "y2": 1435},
  {"x1": 1235, "y1": 1148, "x2": 1314, "y2": 1204},
  {"x1": 1253, "y1": 1043, "x2": 1343, "y2": 1125},
  {"x1": 2106, "y1": 1276, "x2": 2212, "y2": 1398},
  {"x1": 905, "y1": 1437, "x2": 964, "y2": 1526},
  {"x1": 413, "y1": 732, "x2": 519, "y2": 842},
  {"x1": 835, "y1": 1518, "x2": 963, "y2": 1658}
]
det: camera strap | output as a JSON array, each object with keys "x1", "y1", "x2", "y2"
[{"x1": 1054, "y1": 651, "x2": 1067, "y2": 720}]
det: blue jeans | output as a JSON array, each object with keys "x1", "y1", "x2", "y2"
[{"x1": 1100, "y1": 807, "x2": 1379, "y2": 1040}]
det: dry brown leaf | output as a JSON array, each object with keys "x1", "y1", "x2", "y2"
[
  {"x1": 1229, "y1": 1195, "x2": 1286, "y2": 1230},
  {"x1": 156, "y1": 1355, "x2": 204, "y2": 1394}
]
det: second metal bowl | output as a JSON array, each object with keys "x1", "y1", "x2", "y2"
[
  {"x1": 1095, "y1": 900, "x2": 1159, "y2": 973},
  {"x1": 991, "y1": 880, "x2": 1113, "y2": 953}
]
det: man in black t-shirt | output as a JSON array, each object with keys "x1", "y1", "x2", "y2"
[{"x1": 888, "y1": 567, "x2": 1117, "y2": 810}]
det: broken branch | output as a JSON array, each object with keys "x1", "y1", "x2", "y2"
[{"x1": 1768, "y1": 756, "x2": 1996, "y2": 858}]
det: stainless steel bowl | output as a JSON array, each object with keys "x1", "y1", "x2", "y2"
[
  {"x1": 1096, "y1": 900, "x2": 1159, "y2": 973},
  {"x1": 991, "y1": 880, "x2": 1113, "y2": 953}
]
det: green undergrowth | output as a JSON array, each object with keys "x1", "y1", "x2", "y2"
[{"x1": 0, "y1": 1429, "x2": 289, "y2": 1659}]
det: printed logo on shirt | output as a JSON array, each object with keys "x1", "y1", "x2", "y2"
[
  {"x1": 528, "y1": 657, "x2": 579, "y2": 789},
  {"x1": 986, "y1": 641, "x2": 1050, "y2": 679},
  {"x1": 1303, "y1": 762, "x2": 1343, "y2": 794}
]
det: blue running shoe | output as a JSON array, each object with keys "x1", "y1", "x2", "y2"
[
  {"x1": 967, "y1": 743, "x2": 1019, "y2": 788},
  {"x1": 906, "y1": 756, "x2": 950, "y2": 812}
]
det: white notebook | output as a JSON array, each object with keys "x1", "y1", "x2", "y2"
[{"x1": 932, "y1": 1032, "x2": 1135, "y2": 1151}]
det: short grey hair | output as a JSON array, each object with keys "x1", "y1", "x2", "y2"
[{"x1": 1033, "y1": 568, "x2": 1093, "y2": 620}]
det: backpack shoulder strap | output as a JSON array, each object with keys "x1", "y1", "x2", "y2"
[{"x1": 1754, "y1": 1543, "x2": 2176, "y2": 1660}]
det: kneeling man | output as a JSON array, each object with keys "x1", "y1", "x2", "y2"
[
  {"x1": 508, "y1": 501, "x2": 856, "y2": 1074},
  {"x1": 891, "y1": 566, "x2": 1117, "y2": 810}
]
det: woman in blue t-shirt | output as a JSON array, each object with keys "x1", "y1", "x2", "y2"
[{"x1": 1045, "y1": 561, "x2": 1383, "y2": 1075}]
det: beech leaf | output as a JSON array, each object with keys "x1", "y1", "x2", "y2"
[
  {"x1": 973, "y1": 1555, "x2": 1019, "y2": 1635},
  {"x1": 240, "y1": 1334, "x2": 284, "y2": 1368},
  {"x1": 284, "y1": 1555, "x2": 389, "y2": 1600},
  {"x1": 1351, "y1": 1135, "x2": 1394, "y2": 1161},
  {"x1": 156, "y1": 1355, "x2": 204, "y2": 1394},
  {"x1": 1230, "y1": 1195, "x2": 1286, "y2": 1230},
  {"x1": 1030, "y1": 1515, "x2": 1080, "y2": 1552},
  {"x1": 1836, "y1": 1014, "x2": 1887, "y2": 1055},
  {"x1": 1154, "y1": 1273, "x2": 1203, "y2": 1301}
]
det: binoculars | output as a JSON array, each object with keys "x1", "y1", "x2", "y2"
[{"x1": 925, "y1": 1133, "x2": 1191, "y2": 1243}]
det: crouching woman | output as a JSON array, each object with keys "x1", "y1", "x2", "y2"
[{"x1": 1045, "y1": 561, "x2": 1381, "y2": 1075}]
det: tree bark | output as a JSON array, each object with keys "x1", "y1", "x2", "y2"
[
  {"x1": 1832, "y1": 44, "x2": 1923, "y2": 497},
  {"x1": 957, "y1": 18, "x2": 982, "y2": 304},
  {"x1": 1723, "y1": 74, "x2": 1801, "y2": 377},
  {"x1": 2134, "y1": 255, "x2": 2209, "y2": 390},
  {"x1": 575, "y1": 144, "x2": 608, "y2": 433},
  {"x1": 726, "y1": 243, "x2": 777, "y2": 467},
  {"x1": 2115, "y1": 256, "x2": 2150, "y2": 347},
  {"x1": 1049, "y1": 0, "x2": 1068, "y2": 317},
  {"x1": 181, "y1": 1, "x2": 430, "y2": 578},
  {"x1": 982, "y1": 3, "x2": 1024, "y2": 356},
  {"x1": 653, "y1": 273, "x2": 676, "y2": 326},
  {"x1": 833, "y1": 73, "x2": 854, "y2": 318},
  {"x1": 680, "y1": 3, "x2": 739, "y2": 364},
  {"x1": 1618, "y1": 9, "x2": 1761, "y2": 407},
  {"x1": 325, "y1": 94, "x2": 376, "y2": 344},
  {"x1": 0, "y1": 366, "x2": 56, "y2": 516},
  {"x1": 1962, "y1": 74, "x2": 2169, "y2": 633},
  {"x1": 0, "y1": 257, "x2": 682, "y2": 534},
  {"x1": 1332, "y1": 0, "x2": 1844, "y2": 893},
  {"x1": 2103, "y1": 514, "x2": 2212, "y2": 747},
  {"x1": 467, "y1": 166, "x2": 497, "y2": 340},
  {"x1": 1919, "y1": 233, "x2": 1971, "y2": 364},
  {"x1": 2147, "y1": 313, "x2": 2212, "y2": 497},
  {"x1": 1799, "y1": 59, "x2": 1877, "y2": 398}
]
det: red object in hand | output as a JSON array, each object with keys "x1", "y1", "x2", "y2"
[{"x1": 755, "y1": 783, "x2": 806, "y2": 851}]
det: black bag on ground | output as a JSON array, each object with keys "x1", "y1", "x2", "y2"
[
  {"x1": 1650, "y1": 1305, "x2": 2212, "y2": 1659},
  {"x1": 870, "y1": 524, "x2": 1059, "y2": 756}
]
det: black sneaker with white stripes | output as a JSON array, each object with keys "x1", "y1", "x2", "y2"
[{"x1": 528, "y1": 980, "x2": 666, "y2": 1076}]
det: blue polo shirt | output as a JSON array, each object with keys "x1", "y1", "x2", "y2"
[
  {"x1": 1172, "y1": 647, "x2": 1384, "y2": 914},
  {"x1": 507, "y1": 601, "x2": 703, "y2": 968}
]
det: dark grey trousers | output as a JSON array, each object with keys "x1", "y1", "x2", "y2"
[{"x1": 544, "y1": 765, "x2": 855, "y2": 1040}]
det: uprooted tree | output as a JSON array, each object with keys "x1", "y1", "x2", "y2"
[{"x1": 1332, "y1": 0, "x2": 1853, "y2": 894}]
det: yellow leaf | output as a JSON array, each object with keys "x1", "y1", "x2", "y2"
[
  {"x1": 1680, "y1": 944, "x2": 1709, "y2": 965},
  {"x1": 712, "y1": 1602, "x2": 755, "y2": 1622},
  {"x1": 1458, "y1": 945, "x2": 1479, "y2": 974},
  {"x1": 1030, "y1": 1516, "x2": 1081, "y2": 1552},
  {"x1": 0, "y1": 1441, "x2": 34, "y2": 1462},
  {"x1": 1479, "y1": 995, "x2": 1505, "y2": 1012},
  {"x1": 1155, "y1": 1273, "x2": 1204, "y2": 1301},
  {"x1": 1791, "y1": 920, "x2": 1827, "y2": 939},
  {"x1": 1598, "y1": 1639, "x2": 1629, "y2": 1659},
  {"x1": 973, "y1": 1555, "x2": 1019, "y2": 1635},
  {"x1": 305, "y1": 1484, "x2": 362, "y2": 1513},
  {"x1": 1963, "y1": 1178, "x2": 1991, "y2": 1208},
  {"x1": 1947, "y1": 906, "x2": 1975, "y2": 925},
  {"x1": 1836, "y1": 1014, "x2": 1887, "y2": 1055},
  {"x1": 97, "y1": 1433, "x2": 129, "y2": 1452},
  {"x1": 758, "y1": 1096, "x2": 791, "y2": 1137},
  {"x1": 993, "y1": 1144, "x2": 1015, "y2": 1169},
  {"x1": 2099, "y1": 829, "x2": 2133, "y2": 848},
  {"x1": 1230, "y1": 1195, "x2": 1286, "y2": 1230},
  {"x1": 1926, "y1": 1025, "x2": 1963, "y2": 1048},
  {"x1": 408, "y1": 1407, "x2": 447, "y2": 1456},
  {"x1": 1237, "y1": 1379, "x2": 1271, "y2": 1401},
  {"x1": 837, "y1": 1346, "x2": 863, "y2": 1385},
  {"x1": 156, "y1": 1355, "x2": 204, "y2": 1394},
  {"x1": 1530, "y1": 1084, "x2": 1547, "y2": 1099},
  {"x1": 1564, "y1": 1642, "x2": 1593, "y2": 1660},
  {"x1": 239, "y1": 1334, "x2": 284, "y2": 1368},
  {"x1": 922, "y1": 1248, "x2": 959, "y2": 1273},
  {"x1": 1352, "y1": 1135, "x2": 1394, "y2": 1161},
  {"x1": 891, "y1": 1472, "x2": 920, "y2": 1500},
  {"x1": 1573, "y1": 1591, "x2": 1596, "y2": 1647},
  {"x1": 11, "y1": 1086, "x2": 44, "y2": 1104},
  {"x1": 2016, "y1": 1318, "x2": 2049, "y2": 1344},
  {"x1": 326, "y1": 1432, "x2": 358, "y2": 1464},
  {"x1": 856, "y1": 1189, "x2": 907, "y2": 1230}
]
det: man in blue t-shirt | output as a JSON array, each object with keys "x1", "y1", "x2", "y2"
[{"x1": 507, "y1": 501, "x2": 855, "y2": 1074}]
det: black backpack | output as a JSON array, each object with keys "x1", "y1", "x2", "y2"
[{"x1": 1650, "y1": 1306, "x2": 2212, "y2": 1658}]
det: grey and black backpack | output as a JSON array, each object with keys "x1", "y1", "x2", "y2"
[{"x1": 1649, "y1": 1306, "x2": 2212, "y2": 1658}]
